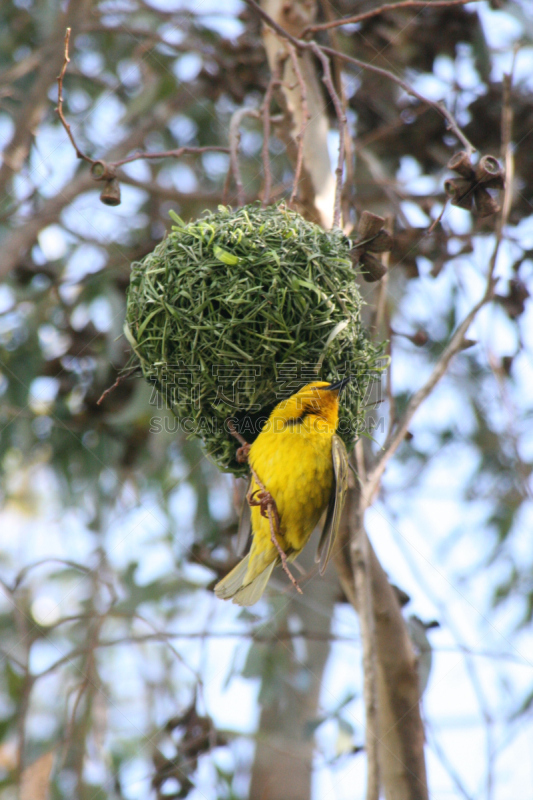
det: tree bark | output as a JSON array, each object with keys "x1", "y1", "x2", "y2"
[
  {"x1": 258, "y1": 4, "x2": 430, "y2": 797},
  {"x1": 336, "y1": 510, "x2": 429, "y2": 800},
  {"x1": 261, "y1": 0, "x2": 336, "y2": 228},
  {"x1": 249, "y1": 541, "x2": 338, "y2": 800}
]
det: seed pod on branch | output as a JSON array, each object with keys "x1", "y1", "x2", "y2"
[
  {"x1": 90, "y1": 160, "x2": 116, "y2": 181},
  {"x1": 447, "y1": 150, "x2": 474, "y2": 179},
  {"x1": 444, "y1": 178, "x2": 475, "y2": 210},
  {"x1": 358, "y1": 252, "x2": 388, "y2": 282},
  {"x1": 475, "y1": 187, "x2": 500, "y2": 217},
  {"x1": 358, "y1": 210, "x2": 387, "y2": 240},
  {"x1": 350, "y1": 211, "x2": 392, "y2": 282},
  {"x1": 446, "y1": 151, "x2": 504, "y2": 217},
  {"x1": 100, "y1": 178, "x2": 121, "y2": 206},
  {"x1": 475, "y1": 155, "x2": 504, "y2": 188}
]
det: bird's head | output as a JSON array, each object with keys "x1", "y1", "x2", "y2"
[{"x1": 270, "y1": 378, "x2": 350, "y2": 431}]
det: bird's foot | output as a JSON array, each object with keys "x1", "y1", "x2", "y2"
[
  {"x1": 248, "y1": 488, "x2": 280, "y2": 530},
  {"x1": 236, "y1": 442, "x2": 251, "y2": 463},
  {"x1": 248, "y1": 489, "x2": 301, "y2": 595},
  {"x1": 227, "y1": 419, "x2": 251, "y2": 464}
]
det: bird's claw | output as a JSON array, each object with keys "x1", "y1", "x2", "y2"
[
  {"x1": 236, "y1": 442, "x2": 251, "y2": 463},
  {"x1": 248, "y1": 489, "x2": 281, "y2": 531}
]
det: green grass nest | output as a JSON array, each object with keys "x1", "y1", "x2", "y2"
[{"x1": 125, "y1": 203, "x2": 384, "y2": 475}]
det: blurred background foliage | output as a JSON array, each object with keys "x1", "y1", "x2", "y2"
[{"x1": 0, "y1": 1, "x2": 532, "y2": 799}]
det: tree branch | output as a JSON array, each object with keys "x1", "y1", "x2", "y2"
[
  {"x1": 308, "y1": 41, "x2": 345, "y2": 227},
  {"x1": 285, "y1": 42, "x2": 309, "y2": 207},
  {"x1": 335, "y1": 520, "x2": 429, "y2": 800},
  {"x1": 303, "y1": 0, "x2": 476, "y2": 35},
  {"x1": 243, "y1": 0, "x2": 476, "y2": 156},
  {"x1": 56, "y1": 28, "x2": 229, "y2": 182},
  {"x1": 365, "y1": 284, "x2": 494, "y2": 501},
  {"x1": 56, "y1": 28, "x2": 93, "y2": 165},
  {"x1": 261, "y1": 61, "x2": 282, "y2": 207},
  {"x1": 227, "y1": 107, "x2": 260, "y2": 207},
  {"x1": 348, "y1": 446, "x2": 380, "y2": 800},
  {"x1": 260, "y1": 0, "x2": 336, "y2": 227},
  {"x1": 366, "y1": 61, "x2": 514, "y2": 502},
  {"x1": 1, "y1": 83, "x2": 206, "y2": 280}
]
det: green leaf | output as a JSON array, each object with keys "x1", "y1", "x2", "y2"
[{"x1": 213, "y1": 246, "x2": 240, "y2": 266}]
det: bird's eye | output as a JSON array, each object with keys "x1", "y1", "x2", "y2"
[{"x1": 286, "y1": 408, "x2": 312, "y2": 426}]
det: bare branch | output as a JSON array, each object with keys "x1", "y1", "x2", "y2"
[
  {"x1": 56, "y1": 28, "x2": 94, "y2": 165},
  {"x1": 365, "y1": 60, "x2": 515, "y2": 502},
  {"x1": 261, "y1": 62, "x2": 281, "y2": 207},
  {"x1": 228, "y1": 107, "x2": 260, "y2": 207},
  {"x1": 365, "y1": 286, "x2": 493, "y2": 500},
  {"x1": 96, "y1": 367, "x2": 139, "y2": 406},
  {"x1": 335, "y1": 521, "x2": 429, "y2": 800},
  {"x1": 56, "y1": 29, "x2": 229, "y2": 182},
  {"x1": 1, "y1": 82, "x2": 211, "y2": 280},
  {"x1": 0, "y1": 27, "x2": 78, "y2": 197},
  {"x1": 304, "y1": 0, "x2": 476, "y2": 35},
  {"x1": 113, "y1": 145, "x2": 229, "y2": 169},
  {"x1": 243, "y1": 0, "x2": 476, "y2": 156},
  {"x1": 261, "y1": 1, "x2": 335, "y2": 226},
  {"x1": 349, "y1": 445, "x2": 380, "y2": 800},
  {"x1": 308, "y1": 42, "x2": 345, "y2": 228},
  {"x1": 285, "y1": 43, "x2": 309, "y2": 207}
]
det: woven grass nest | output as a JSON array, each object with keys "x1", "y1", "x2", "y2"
[{"x1": 125, "y1": 203, "x2": 384, "y2": 475}]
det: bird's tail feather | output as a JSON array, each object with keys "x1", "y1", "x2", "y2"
[{"x1": 214, "y1": 554, "x2": 276, "y2": 606}]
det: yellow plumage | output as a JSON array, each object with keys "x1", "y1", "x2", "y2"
[{"x1": 215, "y1": 380, "x2": 349, "y2": 606}]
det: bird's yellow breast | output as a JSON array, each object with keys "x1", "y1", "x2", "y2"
[{"x1": 245, "y1": 415, "x2": 335, "y2": 581}]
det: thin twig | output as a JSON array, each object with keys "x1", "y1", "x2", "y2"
[
  {"x1": 33, "y1": 631, "x2": 350, "y2": 681},
  {"x1": 309, "y1": 42, "x2": 345, "y2": 228},
  {"x1": 56, "y1": 28, "x2": 229, "y2": 175},
  {"x1": 303, "y1": 0, "x2": 476, "y2": 35},
  {"x1": 243, "y1": 0, "x2": 476, "y2": 156},
  {"x1": 427, "y1": 197, "x2": 449, "y2": 233},
  {"x1": 229, "y1": 107, "x2": 260, "y2": 207},
  {"x1": 56, "y1": 28, "x2": 94, "y2": 165},
  {"x1": 324, "y1": 45, "x2": 475, "y2": 156},
  {"x1": 222, "y1": 164, "x2": 232, "y2": 206},
  {"x1": 285, "y1": 43, "x2": 308, "y2": 207},
  {"x1": 319, "y1": 0, "x2": 355, "y2": 226},
  {"x1": 384, "y1": 307, "x2": 395, "y2": 438},
  {"x1": 365, "y1": 285, "x2": 494, "y2": 502},
  {"x1": 12, "y1": 558, "x2": 91, "y2": 592},
  {"x1": 60, "y1": 612, "x2": 104, "y2": 772},
  {"x1": 372, "y1": 217, "x2": 392, "y2": 333},
  {"x1": 365, "y1": 71, "x2": 515, "y2": 502},
  {"x1": 96, "y1": 367, "x2": 138, "y2": 405},
  {"x1": 351, "y1": 444, "x2": 380, "y2": 800},
  {"x1": 261, "y1": 62, "x2": 281, "y2": 207},
  {"x1": 113, "y1": 145, "x2": 229, "y2": 168},
  {"x1": 499, "y1": 69, "x2": 515, "y2": 231}
]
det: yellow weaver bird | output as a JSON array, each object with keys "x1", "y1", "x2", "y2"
[{"x1": 214, "y1": 379, "x2": 350, "y2": 606}]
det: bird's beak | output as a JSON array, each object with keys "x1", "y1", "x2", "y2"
[{"x1": 326, "y1": 376, "x2": 351, "y2": 394}]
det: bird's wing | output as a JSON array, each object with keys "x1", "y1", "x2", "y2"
[
  {"x1": 316, "y1": 434, "x2": 349, "y2": 575},
  {"x1": 236, "y1": 484, "x2": 252, "y2": 556}
]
